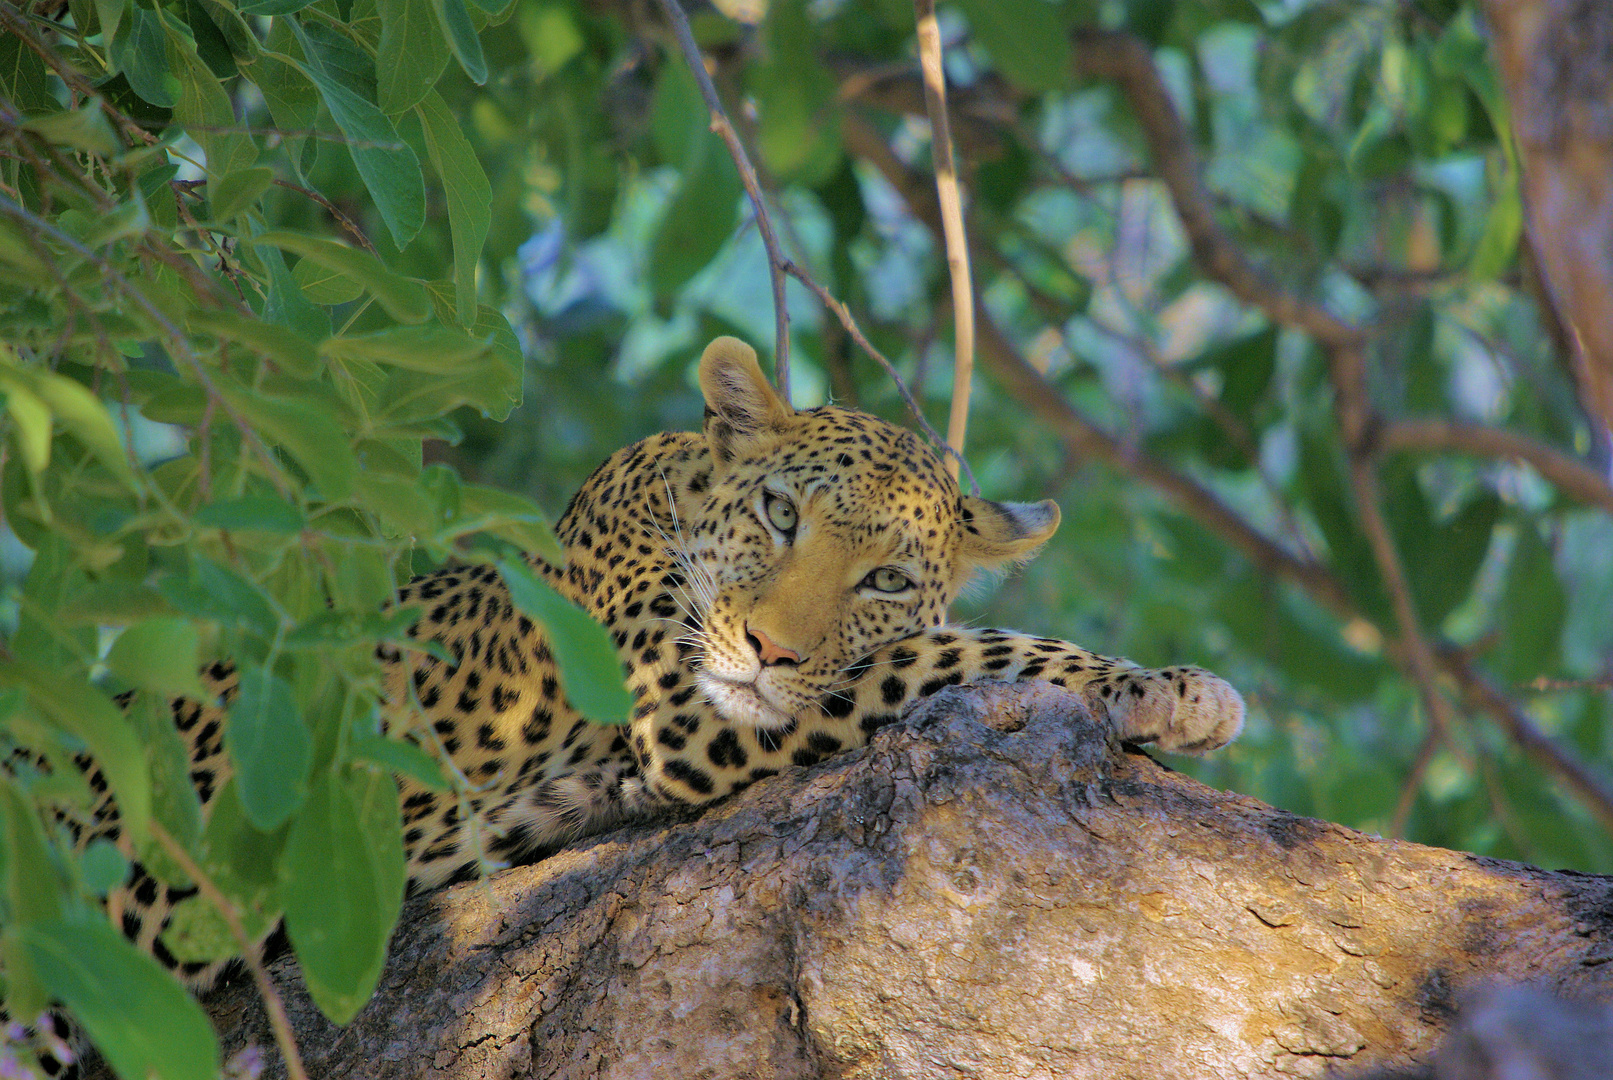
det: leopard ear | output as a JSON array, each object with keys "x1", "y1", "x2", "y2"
[
  {"x1": 957, "y1": 495, "x2": 1060, "y2": 569},
  {"x1": 698, "y1": 337, "x2": 793, "y2": 468}
]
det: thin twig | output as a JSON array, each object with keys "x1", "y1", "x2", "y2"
[
  {"x1": 783, "y1": 263, "x2": 979, "y2": 494},
  {"x1": 913, "y1": 0, "x2": 974, "y2": 479},
  {"x1": 1390, "y1": 727, "x2": 1441, "y2": 839},
  {"x1": 271, "y1": 178, "x2": 378, "y2": 256},
  {"x1": 1441, "y1": 648, "x2": 1613, "y2": 837},
  {"x1": 653, "y1": 0, "x2": 791, "y2": 402},
  {"x1": 1343, "y1": 450, "x2": 1463, "y2": 720},
  {"x1": 149, "y1": 821, "x2": 309, "y2": 1080}
]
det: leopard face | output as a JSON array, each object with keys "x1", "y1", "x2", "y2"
[{"x1": 672, "y1": 338, "x2": 1059, "y2": 729}]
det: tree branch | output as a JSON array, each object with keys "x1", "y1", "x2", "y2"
[
  {"x1": 144, "y1": 686, "x2": 1613, "y2": 1080},
  {"x1": 1380, "y1": 418, "x2": 1613, "y2": 517},
  {"x1": 1481, "y1": 0, "x2": 1613, "y2": 434},
  {"x1": 653, "y1": 0, "x2": 792, "y2": 402},
  {"x1": 1067, "y1": 28, "x2": 1367, "y2": 351}
]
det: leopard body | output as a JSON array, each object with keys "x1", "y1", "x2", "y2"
[{"x1": 63, "y1": 337, "x2": 1244, "y2": 1026}]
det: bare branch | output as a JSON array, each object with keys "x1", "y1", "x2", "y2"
[
  {"x1": 1380, "y1": 418, "x2": 1613, "y2": 517},
  {"x1": 913, "y1": 0, "x2": 974, "y2": 479},
  {"x1": 1441, "y1": 647, "x2": 1613, "y2": 838},
  {"x1": 653, "y1": 0, "x2": 792, "y2": 402},
  {"x1": 781, "y1": 261, "x2": 979, "y2": 495},
  {"x1": 1067, "y1": 28, "x2": 1367, "y2": 352},
  {"x1": 270, "y1": 179, "x2": 378, "y2": 256}
]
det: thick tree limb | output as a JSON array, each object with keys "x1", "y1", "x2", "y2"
[
  {"x1": 1481, "y1": 0, "x2": 1613, "y2": 434},
  {"x1": 137, "y1": 685, "x2": 1613, "y2": 1080}
]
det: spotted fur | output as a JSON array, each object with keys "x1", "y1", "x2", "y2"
[{"x1": 51, "y1": 337, "x2": 1243, "y2": 1040}]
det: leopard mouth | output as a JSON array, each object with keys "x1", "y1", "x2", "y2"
[{"x1": 696, "y1": 673, "x2": 794, "y2": 727}]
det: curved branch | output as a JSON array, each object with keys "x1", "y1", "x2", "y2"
[
  {"x1": 1380, "y1": 418, "x2": 1613, "y2": 517},
  {"x1": 1067, "y1": 28, "x2": 1366, "y2": 351}
]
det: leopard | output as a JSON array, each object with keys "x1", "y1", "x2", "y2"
[{"x1": 30, "y1": 335, "x2": 1243, "y2": 1072}]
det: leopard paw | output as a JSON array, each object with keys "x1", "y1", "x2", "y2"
[{"x1": 1083, "y1": 665, "x2": 1244, "y2": 754}]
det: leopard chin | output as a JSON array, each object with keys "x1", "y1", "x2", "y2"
[{"x1": 697, "y1": 673, "x2": 795, "y2": 728}]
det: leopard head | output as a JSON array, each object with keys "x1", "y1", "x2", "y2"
[{"x1": 684, "y1": 337, "x2": 1059, "y2": 727}]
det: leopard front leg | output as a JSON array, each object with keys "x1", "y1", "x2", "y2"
[{"x1": 844, "y1": 628, "x2": 1244, "y2": 754}]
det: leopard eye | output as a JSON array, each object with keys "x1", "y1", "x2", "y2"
[
  {"x1": 865, "y1": 567, "x2": 912, "y2": 594},
  {"x1": 763, "y1": 490, "x2": 797, "y2": 534}
]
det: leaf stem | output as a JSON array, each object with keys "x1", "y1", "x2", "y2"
[{"x1": 148, "y1": 821, "x2": 310, "y2": 1080}]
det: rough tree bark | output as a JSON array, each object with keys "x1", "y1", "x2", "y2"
[{"x1": 101, "y1": 685, "x2": 1613, "y2": 1079}]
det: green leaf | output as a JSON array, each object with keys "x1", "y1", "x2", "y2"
[
  {"x1": 226, "y1": 662, "x2": 313, "y2": 831},
  {"x1": 377, "y1": 0, "x2": 452, "y2": 113},
  {"x1": 110, "y1": 5, "x2": 181, "y2": 107},
  {"x1": 252, "y1": 228, "x2": 332, "y2": 339},
  {"x1": 0, "y1": 356, "x2": 141, "y2": 492},
  {"x1": 432, "y1": 0, "x2": 489, "y2": 84},
  {"x1": 199, "y1": 776, "x2": 286, "y2": 918},
  {"x1": 417, "y1": 90, "x2": 492, "y2": 325},
  {"x1": 157, "y1": 556, "x2": 279, "y2": 637},
  {"x1": 952, "y1": 0, "x2": 1072, "y2": 93},
  {"x1": 279, "y1": 770, "x2": 395, "y2": 1023},
  {"x1": 1398, "y1": 484, "x2": 1501, "y2": 629},
  {"x1": 79, "y1": 838, "x2": 131, "y2": 896},
  {"x1": 106, "y1": 617, "x2": 211, "y2": 700},
  {"x1": 17, "y1": 916, "x2": 219, "y2": 1080},
  {"x1": 164, "y1": 12, "x2": 258, "y2": 196},
  {"x1": 3, "y1": 378, "x2": 51, "y2": 476},
  {"x1": 208, "y1": 165, "x2": 276, "y2": 221},
  {"x1": 188, "y1": 307, "x2": 322, "y2": 379},
  {"x1": 288, "y1": 21, "x2": 426, "y2": 249},
  {"x1": 649, "y1": 149, "x2": 741, "y2": 297},
  {"x1": 454, "y1": 484, "x2": 564, "y2": 564},
  {"x1": 128, "y1": 693, "x2": 206, "y2": 887},
  {"x1": 351, "y1": 735, "x2": 449, "y2": 791},
  {"x1": 1495, "y1": 522, "x2": 1567, "y2": 682},
  {"x1": 348, "y1": 766, "x2": 406, "y2": 936},
  {"x1": 497, "y1": 559, "x2": 632, "y2": 724},
  {"x1": 292, "y1": 254, "x2": 367, "y2": 304},
  {"x1": 239, "y1": 0, "x2": 317, "y2": 12},
  {"x1": 0, "y1": 777, "x2": 65, "y2": 928},
  {"x1": 750, "y1": 0, "x2": 838, "y2": 180},
  {"x1": 1470, "y1": 182, "x2": 1521, "y2": 279},
  {"x1": 5, "y1": 663, "x2": 153, "y2": 842},
  {"x1": 0, "y1": 29, "x2": 55, "y2": 115},
  {"x1": 22, "y1": 104, "x2": 121, "y2": 156},
  {"x1": 195, "y1": 493, "x2": 308, "y2": 533},
  {"x1": 322, "y1": 322, "x2": 491, "y2": 370},
  {"x1": 226, "y1": 388, "x2": 357, "y2": 500},
  {"x1": 253, "y1": 230, "x2": 431, "y2": 323},
  {"x1": 0, "y1": 779, "x2": 62, "y2": 1019}
]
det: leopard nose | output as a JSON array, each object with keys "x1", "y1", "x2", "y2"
[{"x1": 746, "y1": 625, "x2": 802, "y2": 666}]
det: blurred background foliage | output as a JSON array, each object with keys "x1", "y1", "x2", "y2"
[
  {"x1": 455, "y1": 0, "x2": 1613, "y2": 873},
  {"x1": 2, "y1": 0, "x2": 1613, "y2": 1072}
]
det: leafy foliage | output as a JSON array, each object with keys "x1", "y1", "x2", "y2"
[{"x1": 2, "y1": 0, "x2": 1612, "y2": 1075}]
